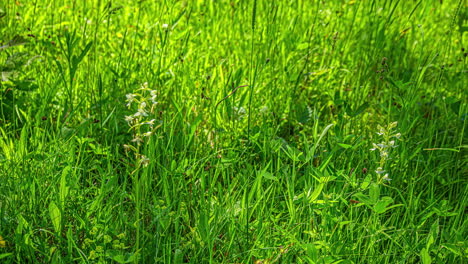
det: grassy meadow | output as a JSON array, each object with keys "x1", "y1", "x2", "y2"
[{"x1": 0, "y1": 0, "x2": 467, "y2": 263}]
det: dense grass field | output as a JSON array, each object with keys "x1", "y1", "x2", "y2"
[{"x1": 0, "y1": 0, "x2": 467, "y2": 263}]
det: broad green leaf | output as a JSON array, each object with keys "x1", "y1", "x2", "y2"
[
  {"x1": 304, "y1": 243, "x2": 318, "y2": 262},
  {"x1": 369, "y1": 183, "x2": 380, "y2": 204},
  {"x1": 420, "y1": 248, "x2": 431, "y2": 264},
  {"x1": 60, "y1": 166, "x2": 71, "y2": 208},
  {"x1": 16, "y1": 214, "x2": 29, "y2": 235},
  {"x1": 353, "y1": 192, "x2": 372, "y2": 206},
  {"x1": 49, "y1": 201, "x2": 61, "y2": 233},
  {"x1": 373, "y1": 197, "x2": 394, "y2": 214},
  {"x1": 360, "y1": 174, "x2": 372, "y2": 189},
  {"x1": 426, "y1": 234, "x2": 434, "y2": 250},
  {"x1": 262, "y1": 171, "x2": 278, "y2": 181},
  {"x1": 111, "y1": 254, "x2": 130, "y2": 264},
  {"x1": 308, "y1": 183, "x2": 324, "y2": 203}
]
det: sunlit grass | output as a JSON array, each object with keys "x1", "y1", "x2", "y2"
[{"x1": 0, "y1": 0, "x2": 466, "y2": 263}]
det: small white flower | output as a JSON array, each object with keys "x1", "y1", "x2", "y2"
[
  {"x1": 139, "y1": 155, "x2": 150, "y2": 167},
  {"x1": 139, "y1": 101, "x2": 147, "y2": 109},
  {"x1": 382, "y1": 173, "x2": 392, "y2": 181},
  {"x1": 149, "y1": 90, "x2": 158, "y2": 104},
  {"x1": 144, "y1": 119, "x2": 156, "y2": 126},
  {"x1": 126, "y1": 93, "x2": 136, "y2": 107},
  {"x1": 370, "y1": 121, "x2": 400, "y2": 183},
  {"x1": 162, "y1": 24, "x2": 168, "y2": 29},
  {"x1": 259, "y1": 106, "x2": 269, "y2": 114},
  {"x1": 234, "y1": 106, "x2": 246, "y2": 115},
  {"x1": 389, "y1": 121, "x2": 398, "y2": 128},
  {"x1": 389, "y1": 140, "x2": 399, "y2": 148},
  {"x1": 123, "y1": 144, "x2": 131, "y2": 152},
  {"x1": 125, "y1": 115, "x2": 134, "y2": 123},
  {"x1": 377, "y1": 125, "x2": 385, "y2": 135},
  {"x1": 131, "y1": 136, "x2": 143, "y2": 145},
  {"x1": 136, "y1": 108, "x2": 148, "y2": 117},
  {"x1": 233, "y1": 106, "x2": 247, "y2": 120},
  {"x1": 375, "y1": 167, "x2": 385, "y2": 174},
  {"x1": 142, "y1": 131, "x2": 152, "y2": 137}
]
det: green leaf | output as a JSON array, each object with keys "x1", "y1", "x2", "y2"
[
  {"x1": 318, "y1": 154, "x2": 334, "y2": 172},
  {"x1": 107, "y1": 250, "x2": 136, "y2": 263},
  {"x1": 0, "y1": 35, "x2": 27, "y2": 50},
  {"x1": 308, "y1": 123, "x2": 334, "y2": 161},
  {"x1": 12, "y1": 80, "x2": 38, "y2": 91},
  {"x1": 296, "y1": 104, "x2": 312, "y2": 124},
  {"x1": 373, "y1": 196, "x2": 394, "y2": 214},
  {"x1": 72, "y1": 41, "x2": 93, "y2": 67},
  {"x1": 426, "y1": 234, "x2": 434, "y2": 250},
  {"x1": 2, "y1": 52, "x2": 29, "y2": 71},
  {"x1": 441, "y1": 244, "x2": 461, "y2": 256},
  {"x1": 350, "y1": 102, "x2": 369, "y2": 117},
  {"x1": 16, "y1": 215, "x2": 29, "y2": 235},
  {"x1": 283, "y1": 145, "x2": 304, "y2": 162},
  {"x1": 49, "y1": 201, "x2": 62, "y2": 233},
  {"x1": 60, "y1": 166, "x2": 71, "y2": 208},
  {"x1": 262, "y1": 171, "x2": 278, "y2": 181},
  {"x1": 338, "y1": 143, "x2": 352, "y2": 149},
  {"x1": 308, "y1": 183, "x2": 324, "y2": 203},
  {"x1": 304, "y1": 243, "x2": 318, "y2": 262},
  {"x1": 369, "y1": 183, "x2": 380, "y2": 204},
  {"x1": 60, "y1": 127, "x2": 76, "y2": 139},
  {"x1": 297, "y1": 42, "x2": 309, "y2": 50},
  {"x1": 0, "y1": 253, "x2": 13, "y2": 260},
  {"x1": 420, "y1": 248, "x2": 431, "y2": 264},
  {"x1": 174, "y1": 249, "x2": 184, "y2": 264},
  {"x1": 111, "y1": 255, "x2": 128, "y2": 263},
  {"x1": 360, "y1": 174, "x2": 372, "y2": 189},
  {"x1": 353, "y1": 192, "x2": 372, "y2": 206},
  {"x1": 170, "y1": 8, "x2": 186, "y2": 28}
]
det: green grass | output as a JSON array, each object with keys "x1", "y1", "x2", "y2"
[{"x1": 0, "y1": 0, "x2": 467, "y2": 263}]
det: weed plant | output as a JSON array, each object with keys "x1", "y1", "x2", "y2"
[{"x1": 0, "y1": 0, "x2": 466, "y2": 263}]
